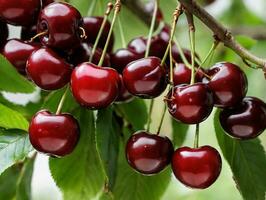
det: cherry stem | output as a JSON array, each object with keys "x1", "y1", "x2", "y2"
[
  {"x1": 161, "y1": 3, "x2": 183, "y2": 65},
  {"x1": 79, "y1": 27, "x2": 87, "y2": 40},
  {"x1": 98, "y1": 0, "x2": 121, "y2": 67},
  {"x1": 56, "y1": 86, "x2": 69, "y2": 115},
  {"x1": 146, "y1": 99, "x2": 154, "y2": 132},
  {"x1": 189, "y1": 24, "x2": 196, "y2": 85},
  {"x1": 144, "y1": 0, "x2": 158, "y2": 58},
  {"x1": 89, "y1": 2, "x2": 113, "y2": 63},
  {"x1": 118, "y1": 16, "x2": 126, "y2": 48},
  {"x1": 194, "y1": 124, "x2": 200, "y2": 148},
  {"x1": 29, "y1": 30, "x2": 48, "y2": 42},
  {"x1": 173, "y1": 38, "x2": 190, "y2": 67},
  {"x1": 199, "y1": 39, "x2": 219, "y2": 68},
  {"x1": 156, "y1": 103, "x2": 167, "y2": 135},
  {"x1": 87, "y1": 0, "x2": 97, "y2": 16}
]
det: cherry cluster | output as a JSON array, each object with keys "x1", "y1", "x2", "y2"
[{"x1": 0, "y1": 0, "x2": 265, "y2": 190}]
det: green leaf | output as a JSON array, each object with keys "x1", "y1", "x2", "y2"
[
  {"x1": 49, "y1": 109, "x2": 105, "y2": 200},
  {"x1": 0, "y1": 103, "x2": 29, "y2": 131},
  {"x1": 0, "y1": 54, "x2": 35, "y2": 93},
  {"x1": 16, "y1": 158, "x2": 34, "y2": 200},
  {"x1": 96, "y1": 107, "x2": 120, "y2": 190},
  {"x1": 0, "y1": 164, "x2": 20, "y2": 200},
  {"x1": 172, "y1": 119, "x2": 189, "y2": 147},
  {"x1": 116, "y1": 99, "x2": 148, "y2": 130},
  {"x1": 214, "y1": 109, "x2": 266, "y2": 200},
  {"x1": 0, "y1": 129, "x2": 32, "y2": 175},
  {"x1": 68, "y1": 0, "x2": 91, "y2": 16},
  {"x1": 235, "y1": 35, "x2": 257, "y2": 49}
]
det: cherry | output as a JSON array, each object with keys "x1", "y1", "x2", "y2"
[
  {"x1": 0, "y1": 20, "x2": 8, "y2": 48},
  {"x1": 68, "y1": 43, "x2": 111, "y2": 67},
  {"x1": 203, "y1": 62, "x2": 248, "y2": 108},
  {"x1": 127, "y1": 37, "x2": 146, "y2": 57},
  {"x1": 26, "y1": 48, "x2": 72, "y2": 90},
  {"x1": 171, "y1": 146, "x2": 222, "y2": 189},
  {"x1": 0, "y1": 0, "x2": 40, "y2": 26},
  {"x1": 42, "y1": 0, "x2": 54, "y2": 7},
  {"x1": 123, "y1": 57, "x2": 167, "y2": 98},
  {"x1": 71, "y1": 62, "x2": 120, "y2": 109},
  {"x1": 219, "y1": 97, "x2": 266, "y2": 140},
  {"x1": 83, "y1": 16, "x2": 114, "y2": 52},
  {"x1": 144, "y1": 1, "x2": 164, "y2": 22},
  {"x1": 126, "y1": 131, "x2": 174, "y2": 175},
  {"x1": 37, "y1": 2, "x2": 83, "y2": 50},
  {"x1": 1, "y1": 39, "x2": 41, "y2": 74},
  {"x1": 171, "y1": 46, "x2": 199, "y2": 65},
  {"x1": 29, "y1": 110, "x2": 79, "y2": 157},
  {"x1": 166, "y1": 83, "x2": 214, "y2": 124},
  {"x1": 21, "y1": 25, "x2": 38, "y2": 41},
  {"x1": 116, "y1": 75, "x2": 133, "y2": 103},
  {"x1": 111, "y1": 48, "x2": 143, "y2": 73}
]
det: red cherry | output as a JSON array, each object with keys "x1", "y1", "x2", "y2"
[
  {"x1": 68, "y1": 43, "x2": 111, "y2": 67},
  {"x1": 127, "y1": 37, "x2": 146, "y2": 57},
  {"x1": 1, "y1": 39, "x2": 41, "y2": 74},
  {"x1": 171, "y1": 146, "x2": 222, "y2": 189},
  {"x1": 0, "y1": 0, "x2": 40, "y2": 26},
  {"x1": 71, "y1": 62, "x2": 120, "y2": 109},
  {"x1": 42, "y1": 0, "x2": 54, "y2": 7},
  {"x1": 26, "y1": 48, "x2": 72, "y2": 90},
  {"x1": 111, "y1": 48, "x2": 143, "y2": 73},
  {"x1": 21, "y1": 25, "x2": 38, "y2": 42},
  {"x1": 204, "y1": 62, "x2": 248, "y2": 108},
  {"x1": 126, "y1": 131, "x2": 174, "y2": 175},
  {"x1": 0, "y1": 21, "x2": 8, "y2": 48},
  {"x1": 123, "y1": 57, "x2": 167, "y2": 98},
  {"x1": 115, "y1": 74, "x2": 133, "y2": 103},
  {"x1": 83, "y1": 16, "x2": 114, "y2": 52},
  {"x1": 29, "y1": 110, "x2": 79, "y2": 157},
  {"x1": 166, "y1": 83, "x2": 214, "y2": 124},
  {"x1": 219, "y1": 97, "x2": 266, "y2": 140},
  {"x1": 37, "y1": 2, "x2": 83, "y2": 50}
]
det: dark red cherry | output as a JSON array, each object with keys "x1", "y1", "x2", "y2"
[
  {"x1": 166, "y1": 83, "x2": 214, "y2": 124},
  {"x1": 123, "y1": 57, "x2": 167, "y2": 98},
  {"x1": 71, "y1": 62, "x2": 120, "y2": 109},
  {"x1": 1, "y1": 39, "x2": 41, "y2": 74},
  {"x1": 42, "y1": 0, "x2": 54, "y2": 7},
  {"x1": 204, "y1": 62, "x2": 248, "y2": 108},
  {"x1": 0, "y1": 0, "x2": 40, "y2": 26},
  {"x1": 83, "y1": 16, "x2": 114, "y2": 52},
  {"x1": 111, "y1": 48, "x2": 143, "y2": 73},
  {"x1": 127, "y1": 37, "x2": 146, "y2": 57},
  {"x1": 37, "y1": 2, "x2": 83, "y2": 50},
  {"x1": 172, "y1": 146, "x2": 222, "y2": 189},
  {"x1": 21, "y1": 25, "x2": 38, "y2": 41},
  {"x1": 26, "y1": 48, "x2": 72, "y2": 90},
  {"x1": 126, "y1": 131, "x2": 174, "y2": 175},
  {"x1": 29, "y1": 110, "x2": 79, "y2": 157},
  {"x1": 0, "y1": 21, "x2": 8, "y2": 48},
  {"x1": 115, "y1": 75, "x2": 133, "y2": 103},
  {"x1": 68, "y1": 43, "x2": 110, "y2": 66},
  {"x1": 219, "y1": 97, "x2": 266, "y2": 140}
]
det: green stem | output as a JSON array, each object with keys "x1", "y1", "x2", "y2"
[
  {"x1": 87, "y1": 0, "x2": 97, "y2": 16},
  {"x1": 145, "y1": 0, "x2": 158, "y2": 58},
  {"x1": 173, "y1": 38, "x2": 190, "y2": 66},
  {"x1": 56, "y1": 86, "x2": 69, "y2": 115},
  {"x1": 98, "y1": 1, "x2": 121, "y2": 66},
  {"x1": 156, "y1": 103, "x2": 167, "y2": 135},
  {"x1": 200, "y1": 41, "x2": 219, "y2": 67},
  {"x1": 189, "y1": 29, "x2": 196, "y2": 85},
  {"x1": 194, "y1": 124, "x2": 199, "y2": 148},
  {"x1": 146, "y1": 99, "x2": 154, "y2": 132},
  {"x1": 118, "y1": 16, "x2": 126, "y2": 48}
]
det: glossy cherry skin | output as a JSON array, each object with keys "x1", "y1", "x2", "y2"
[
  {"x1": 115, "y1": 75, "x2": 133, "y2": 103},
  {"x1": 1, "y1": 39, "x2": 41, "y2": 74},
  {"x1": 71, "y1": 62, "x2": 120, "y2": 109},
  {"x1": 37, "y1": 2, "x2": 83, "y2": 50},
  {"x1": 111, "y1": 48, "x2": 143, "y2": 73},
  {"x1": 171, "y1": 146, "x2": 222, "y2": 189},
  {"x1": 0, "y1": 21, "x2": 8, "y2": 48},
  {"x1": 0, "y1": 0, "x2": 40, "y2": 26},
  {"x1": 126, "y1": 131, "x2": 174, "y2": 175},
  {"x1": 68, "y1": 43, "x2": 111, "y2": 66},
  {"x1": 29, "y1": 110, "x2": 79, "y2": 157},
  {"x1": 127, "y1": 37, "x2": 146, "y2": 57},
  {"x1": 204, "y1": 62, "x2": 248, "y2": 108},
  {"x1": 83, "y1": 16, "x2": 114, "y2": 52},
  {"x1": 167, "y1": 83, "x2": 214, "y2": 124},
  {"x1": 219, "y1": 97, "x2": 266, "y2": 140},
  {"x1": 26, "y1": 48, "x2": 72, "y2": 90},
  {"x1": 123, "y1": 57, "x2": 167, "y2": 98}
]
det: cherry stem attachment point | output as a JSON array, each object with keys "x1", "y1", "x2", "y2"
[
  {"x1": 56, "y1": 86, "x2": 69, "y2": 115},
  {"x1": 29, "y1": 30, "x2": 48, "y2": 43},
  {"x1": 146, "y1": 99, "x2": 154, "y2": 132},
  {"x1": 156, "y1": 103, "x2": 167, "y2": 135},
  {"x1": 145, "y1": 0, "x2": 158, "y2": 58},
  {"x1": 194, "y1": 124, "x2": 200, "y2": 148},
  {"x1": 90, "y1": 2, "x2": 113, "y2": 63},
  {"x1": 118, "y1": 16, "x2": 126, "y2": 48},
  {"x1": 79, "y1": 27, "x2": 87, "y2": 40},
  {"x1": 98, "y1": 0, "x2": 121, "y2": 67}
]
